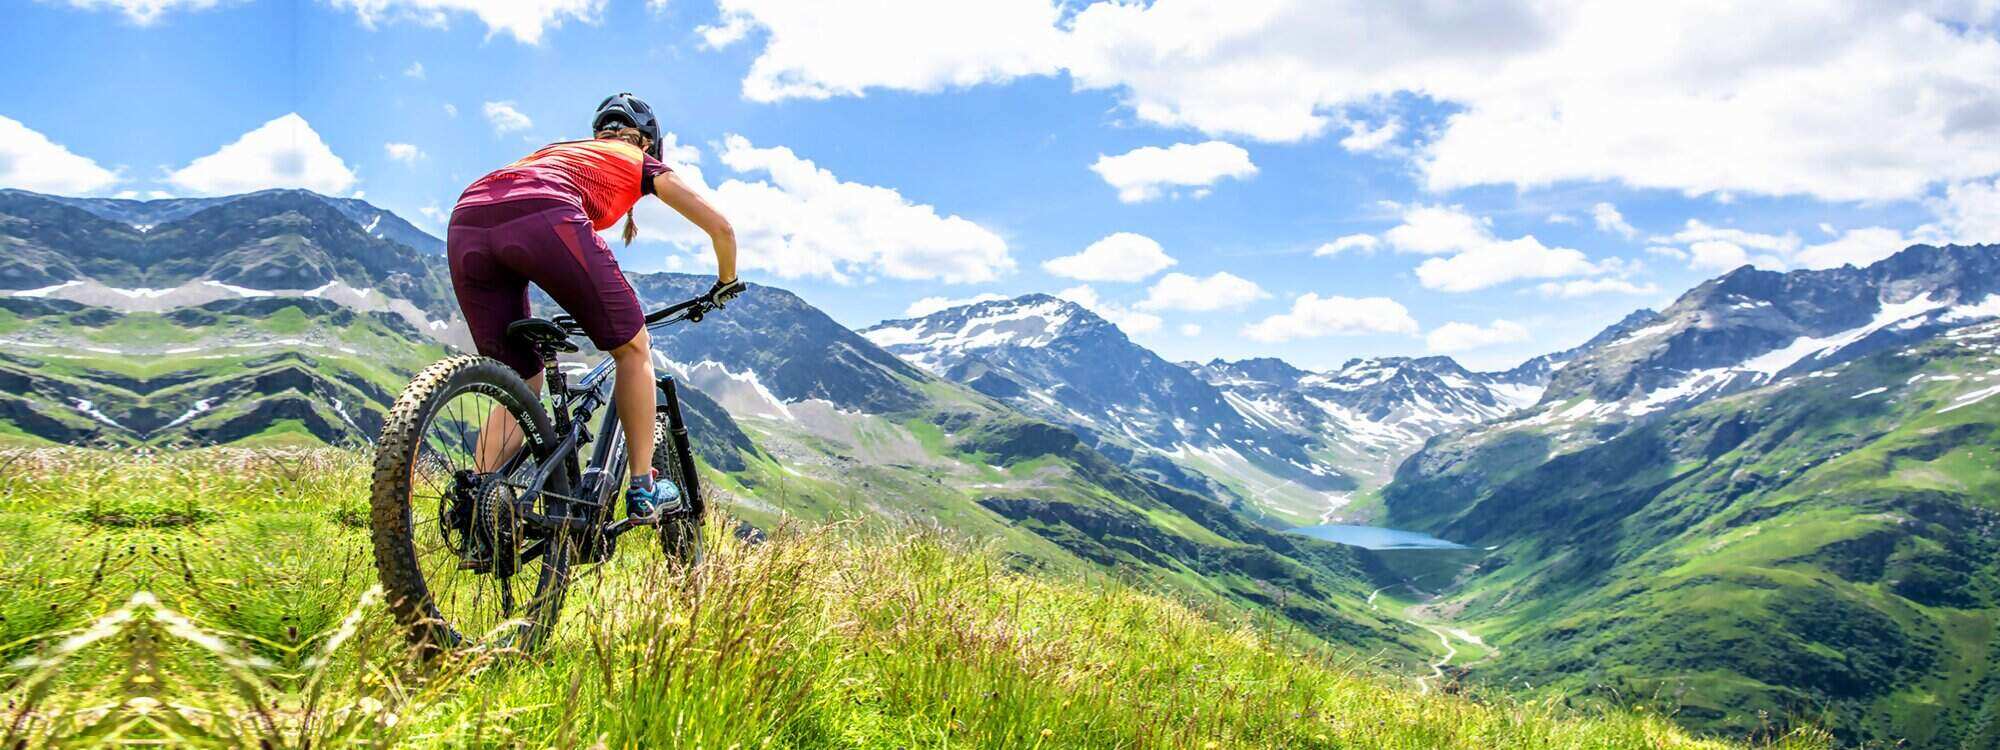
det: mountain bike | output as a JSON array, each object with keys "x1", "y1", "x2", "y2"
[{"x1": 367, "y1": 295, "x2": 721, "y2": 652}]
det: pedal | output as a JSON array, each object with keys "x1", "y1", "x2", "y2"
[{"x1": 604, "y1": 517, "x2": 633, "y2": 538}]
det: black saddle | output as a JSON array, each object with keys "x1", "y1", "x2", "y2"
[{"x1": 506, "y1": 318, "x2": 579, "y2": 353}]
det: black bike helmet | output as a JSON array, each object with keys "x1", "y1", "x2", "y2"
[{"x1": 592, "y1": 93, "x2": 663, "y2": 159}]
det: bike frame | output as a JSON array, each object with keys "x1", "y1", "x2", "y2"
[{"x1": 500, "y1": 298, "x2": 712, "y2": 565}]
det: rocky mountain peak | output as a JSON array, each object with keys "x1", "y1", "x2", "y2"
[
  {"x1": 1539, "y1": 242, "x2": 2000, "y2": 419},
  {"x1": 1199, "y1": 357, "x2": 1307, "y2": 386}
]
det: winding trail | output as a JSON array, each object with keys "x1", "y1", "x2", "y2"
[
  {"x1": 1366, "y1": 582, "x2": 1489, "y2": 695},
  {"x1": 1419, "y1": 625, "x2": 1456, "y2": 695}
]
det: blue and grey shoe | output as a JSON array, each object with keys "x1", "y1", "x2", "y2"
[{"x1": 625, "y1": 471, "x2": 684, "y2": 526}]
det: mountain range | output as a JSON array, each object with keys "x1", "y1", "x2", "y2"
[
  {"x1": 3, "y1": 188, "x2": 1997, "y2": 747},
  {"x1": 863, "y1": 297, "x2": 1567, "y2": 525},
  {"x1": 0, "y1": 188, "x2": 1431, "y2": 669},
  {"x1": 1385, "y1": 245, "x2": 2000, "y2": 746}
]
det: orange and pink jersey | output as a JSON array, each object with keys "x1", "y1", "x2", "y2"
[{"x1": 455, "y1": 139, "x2": 671, "y2": 231}]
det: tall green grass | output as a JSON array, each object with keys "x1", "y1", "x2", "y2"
[{"x1": 0, "y1": 449, "x2": 1830, "y2": 749}]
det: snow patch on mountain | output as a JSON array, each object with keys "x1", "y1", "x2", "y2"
[
  {"x1": 10, "y1": 280, "x2": 84, "y2": 298},
  {"x1": 1742, "y1": 294, "x2": 1945, "y2": 375},
  {"x1": 659, "y1": 357, "x2": 795, "y2": 421},
  {"x1": 863, "y1": 297, "x2": 1078, "y2": 373},
  {"x1": 68, "y1": 398, "x2": 121, "y2": 429},
  {"x1": 204, "y1": 280, "x2": 275, "y2": 298}
]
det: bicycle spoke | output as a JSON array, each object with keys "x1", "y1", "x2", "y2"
[{"x1": 490, "y1": 572, "x2": 508, "y2": 620}]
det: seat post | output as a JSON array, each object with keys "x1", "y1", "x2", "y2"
[{"x1": 542, "y1": 347, "x2": 567, "y2": 400}]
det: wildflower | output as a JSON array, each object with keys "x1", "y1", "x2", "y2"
[{"x1": 1041, "y1": 728, "x2": 1053, "y2": 739}]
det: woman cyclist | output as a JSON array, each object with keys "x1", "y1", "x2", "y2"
[{"x1": 447, "y1": 92, "x2": 742, "y2": 525}]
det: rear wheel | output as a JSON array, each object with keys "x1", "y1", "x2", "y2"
[
  {"x1": 370, "y1": 356, "x2": 574, "y2": 652},
  {"x1": 653, "y1": 411, "x2": 704, "y2": 566}
]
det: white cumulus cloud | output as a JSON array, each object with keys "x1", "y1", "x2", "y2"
[
  {"x1": 483, "y1": 101, "x2": 533, "y2": 135},
  {"x1": 1415, "y1": 236, "x2": 1606, "y2": 292},
  {"x1": 1056, "y1": 285, "x2": 1161, "y2": 335},
  {"x1": 654, "y1": 132, "x2": 702, "y2": 165},
  {"x1": 1794, "y1": 227, "x2": 1911, "y2": 270},
  {"x1": 664, "y1": 135, "x2": 1014, "y2": 284},
  {"x1": 1089, "y1": 141, "x2": 1257, "y2": 203},
  {"x1": 1660, "y1": 220, "x2": 1800, "y2": 254},
  {"x1": 1338, "y1": 118, "x2": 1401, "y2": 152},
  {"x1": 1136, "y1": 271, "x2": 1269, "y2": 312},
  {"x1": 1381, "y1": 203, "x2": 1613, "y2": 292},
  {"x1": 1644, "y1": 219, "x2": 1802, "y2": 272},
  {"x1": 1684, "y1": 240, "x2": 1787, "y2": 273},
  {"x1": 1536, "y1": 278, "x2": 1660, "y2": 298},
  {"x1": 167, "y1": 113, "x2": 357, "y2": 196},
  {"x1": 1426, "y1": 320, "x2": 1531, "y2": 353},
  {"x1": 0, "y1": 116, "x2": 120, "y2": 195},
  {"x1": 1243, "y1": 294, "x2": 1419, "y2": 343},
  {"x1": 1042, "y1": 232, "x2": 1176, "y2": 282},
  {"x1": 384, "y1": 142, "x2": 424, "y2": 164},
  {"x1": 329, "y1": 0, "x2": 603, "y2": 44},
  {"x1": 1384, "y1": 204, "x2": 1494, "y2": 255},
  {"x1": 1928, "y1": 178, "x2": 2000, "y2": 244},
  {"x1": 1591, "y1": 202, "x2": 1637, "y2": 238},
  {"x1": 58, "y1": 0, "x2": 219, "y2": 24},
  {"x1": 1314, "y1": 234, "x2": 1379, "y2": 257},
  {"x1": 701, "y1": 0, "x2": 1067, "y2": 102},
  {"x1": 703, "y1": 1, "x2": 2000, "y2": 203}
]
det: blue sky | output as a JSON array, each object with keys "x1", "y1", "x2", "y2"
[{"x1": 5, "y1": 1, "x2": 1998, "y2": 370}]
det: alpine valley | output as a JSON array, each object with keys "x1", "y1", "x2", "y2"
[{"x1": 3, "y1": 188, "x2": 1996, "y2": 747}]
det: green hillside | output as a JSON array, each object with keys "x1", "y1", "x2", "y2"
[
  {"x1": 0, "y1": 449, "x2": 1828, "y2": 749},
  {"x1": 0, "y1": 289, "x2": 1438, "y2": 670},
  {"x1": 0, "y1": 296, "x2": 445, "y2": 446},
  {"x1": 1384, "y1": 323, "x2": 2000, "y2": 746}
]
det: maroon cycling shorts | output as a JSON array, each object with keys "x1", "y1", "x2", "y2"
[{"x1": 447, "y1": 199, "x2": 644, "y2": 379}]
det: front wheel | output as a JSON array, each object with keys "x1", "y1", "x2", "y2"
[{"x1": 369, "y1": 356, "x2": 573, "y2": 652}]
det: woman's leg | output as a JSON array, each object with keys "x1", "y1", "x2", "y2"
[
  {"x1": 476, "y1": 370, "x2": 544, "y2": 473},
  {"x1": 608, "y1": 330, "x2": 655, "y2": 479},
  {"x1": 447, "y1": 204, "x2": 543, "y2": 474}
]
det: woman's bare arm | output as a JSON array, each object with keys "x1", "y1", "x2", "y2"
[{"x1": 653, "y1": 171, "x2": 737, "y2": 282}]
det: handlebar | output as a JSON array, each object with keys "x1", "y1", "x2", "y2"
[
  {"x1": 646, "y1": 296, "x2": 715, "y2": 326},
  {"x1": 553, "y1": 295, "x2": 718, "y2": 337}
]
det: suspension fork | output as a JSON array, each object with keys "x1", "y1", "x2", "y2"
[{"x1": 657, "y1": 376, "x2": 704, "y2": 516}]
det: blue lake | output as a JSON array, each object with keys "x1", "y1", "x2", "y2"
[{"x1": 1287, "y1": 524, "x2": 1467, "y2": 550}]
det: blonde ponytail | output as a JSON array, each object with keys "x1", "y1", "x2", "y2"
[{"x1": 596, "y1": 126, "x2": 652, "y2": 246}]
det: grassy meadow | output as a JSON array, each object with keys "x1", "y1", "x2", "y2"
[{"x1": 0, "y1": 449, "x2": 1831, "y2": 749}]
